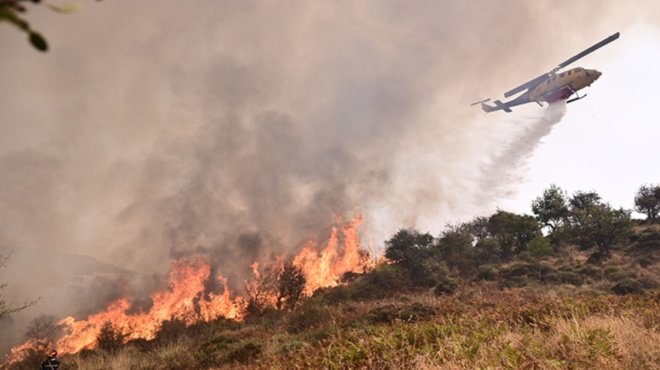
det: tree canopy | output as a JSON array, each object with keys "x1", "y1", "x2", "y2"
[
  {"x1": 531, "y1": 184, "x2": 569, "y2": 232},
  {"x1": 634, "y1": 184, "x2": 660, "y2": 223}
]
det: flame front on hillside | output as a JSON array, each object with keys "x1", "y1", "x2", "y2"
[{"x1": 4, "y1": 215, "x2": 375, "y2": 365}]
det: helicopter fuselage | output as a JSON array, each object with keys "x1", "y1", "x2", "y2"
[{"x1": 529, "y1": 67, "x2": 602, "y2": 103}]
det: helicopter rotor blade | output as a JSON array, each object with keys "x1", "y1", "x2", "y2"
[
  {"x1": 503, "y1": 32, "x2": 619, "y2": 98},
  {"x1": 556, "y1": 32, "x2": 620, "y2": 71},
  {"x1": 504, "y1": 73, "x2": 547, "y2": 98}
]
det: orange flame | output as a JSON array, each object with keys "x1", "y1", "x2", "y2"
[
  {"x1": 294, "y1": 214, "x2": 370, "y2": 295},
  {"x1": 4, "y1": 214, "x2": 376, "y2": 363},
  {"x1": 54, "y1": 256, "x2": 243, "y2": 354}
]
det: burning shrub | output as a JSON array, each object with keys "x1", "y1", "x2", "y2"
[
  {"x1": 96, "y1": 321, "x2": 127, "y2": 353},
  {"x1": 154, "y1": 318, "x2": 188, "y2": 344},
  {"x1": 312, "y1": 285, "x2": 355, "y2": 304},
  {"x1": 25, "y1": 314, "x2": 60, "y2": 347},
  {"x1": 276, "y1": 262, "x2": 306, "y2": 311}
]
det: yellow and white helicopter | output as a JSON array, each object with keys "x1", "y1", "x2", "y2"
[{"x1": 473, "y1": 32, "x2": 619, "y2": 113}]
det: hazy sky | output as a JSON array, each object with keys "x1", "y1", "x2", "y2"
[{"x1": 1, "y1": 0, "x2": 659, "y2": 274}]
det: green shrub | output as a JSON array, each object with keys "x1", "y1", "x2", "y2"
[
  {"x1": 367, "y1": 304, "x2": 399, "y2": 324},
  {"x1": 351, "y1": 264, "x2": 412, "y2": 300},
  {"x1": 303, "y1": 327, "x2": 333, "y2": 344},
  {"x1": 611, "y1": 278, "x2": 644, "y2": 295},
  {"x1": 639, "y1": 256, "x2": 655, "y2": 268},
  {"x1": 477, "y1": 264, "x2": 499, "y2": 280},
  {"x1": 412, "y1": 260, "x2": 448, "y2": 288},
  {"x1": 286, "y1": 303, "x2": 332, "y2": 334},
  {"x1": 197, "y1": 334, "x2": 261, "y2": 365},
  {"x1": 528, "y1": 236, "x2": 554, "y2": 258},
  {"x1": 505, "y1": 263, "x2": 531, "y2": 277},
  {"x1": 605, "y1": 269, "x2": 636, "y2": 282},
  {"x1": 221, "y1": 341, "x2": 261, "y2": 364},
  {"x1": 554, "y1": 271, "x2": 585, "y2": 286},
  {"x1": 576, "y1": 265, "x2": 604, "y2": 280},
  {"x1": 633, "y1": 229, "x2": 660, "y2": 250},
  {"x1": 278, "y1": 340, "x2": 308, "y2": 357},
  {"x1": 640, "y1": 239, "x2": 660, "y2": 250},
  {"x1": 502, "y1": 262, "x2": 554, "y2": 282},
  {"x1": 603, "y1": 266, "x2": 621, "y2": 278},
  {"x1": 398, "y1": 302, "x2": 436, "y2": 323},
  {"x1": 313, "y1": 285, "x2": 355, "y2": 305},
  {"x1": 434, "y1": 278, "x2": 458, "y2": 296}
]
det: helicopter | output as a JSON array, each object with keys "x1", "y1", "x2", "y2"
[{"x1": 472, "y1": 32, "x2": 620, "y2": 113}]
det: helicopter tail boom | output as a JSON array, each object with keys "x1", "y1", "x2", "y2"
[{"x1": 482, "y1": 99, "x2": 512, "y2": 113}]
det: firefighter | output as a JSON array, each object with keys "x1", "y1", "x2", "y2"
[{"x1": 40, "y1": 349, "x2": 60, "y2": 370}]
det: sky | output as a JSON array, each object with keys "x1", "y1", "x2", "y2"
[
  {"x1": 1, "y1": 1, "x2": 660, "y2": 323},
  {"x1": 499, "y1": 23, "x2": 660, "y2": 216}
]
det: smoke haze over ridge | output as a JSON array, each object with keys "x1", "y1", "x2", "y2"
[{"x1": 1, "y1": 1, "x2": 659, "y2": 339}]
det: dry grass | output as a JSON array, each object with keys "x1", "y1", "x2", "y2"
[{"x1": 31, "y1": 289, "x2": 658, "y2": 370}]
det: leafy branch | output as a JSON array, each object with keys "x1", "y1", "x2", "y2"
[{"x1": 0, "y1": 0, "x2": 85, "y2": 52}]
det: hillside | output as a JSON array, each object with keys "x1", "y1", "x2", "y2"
[{"x1": 5, "y1": 223, "x2": 659, "y2": 370}]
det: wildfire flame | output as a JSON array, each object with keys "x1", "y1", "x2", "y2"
[
  {"x1": 3, "y1": 214, "x2": 375, "y2": 365},
  {"x1": 294, "y1": 214, "x2": 369, "y2": 295},
  {"x1": 56, "y1": 256, "x2": 243, "y2": 354}
]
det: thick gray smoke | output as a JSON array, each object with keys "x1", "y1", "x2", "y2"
[{"x1": 1, "y1": 0, "x2": 658, "y2": 355}]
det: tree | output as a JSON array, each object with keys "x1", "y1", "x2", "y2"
[
  {"x1": 569, "y1": 190, "x2": 602, "y2": 212},
  {"x1": 0, "y1": 0, "x2": 82, "y2": 52},
  {"x1": 1, "y1": 252, "x2": 37, "y2": 321},
  {"x1": 384, "y1": 229, "x2": 436, "y2": 285},
  {"x1": 568, "y1": 190, "x2": 604, "y2": 230},
  {"x1": 385, "y1": 229, "x2": 434, "y2": 268},
  {"x1": 245, "y1": 263, "x2": 280, "y2": 316},
  {"x1": 7, "y1": 314, "x2": 59, "y2": 369},
  {"x1": 26, "y1": 314, "x2": 59, "y2": 348},
  {"x1": 531, "y1": 184, "x2": 569, "y2": 232},
  {"x1": 487, "y1": 211, "x2": 542, "y2": 259},
  {"x1": 467, "y1": 217, "x2": 502, "y2": 266},
  {"x1": 634, "y1": 184, "x2": 660, "y2": 223},
  {"x1": 276, "y1": 262, "x2": 306, "y2": 311},
  {"x1": 576, "y1": 204, "x2": 633, "y2": 254},
  {"x1": 436, "y1": 223, "x2": 473, "y2": 266}
]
